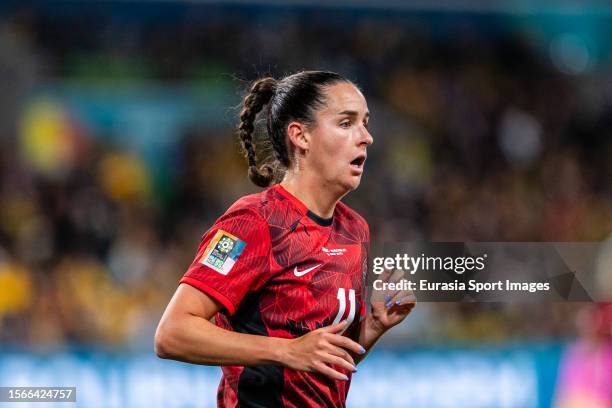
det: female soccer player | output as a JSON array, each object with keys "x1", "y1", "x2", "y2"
[{"x1": 155, "y1": 71, "x2": 415, "y2": 407}]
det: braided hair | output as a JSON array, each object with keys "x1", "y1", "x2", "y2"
[{"x1": 237, "y1": 71, "x2": 349, "y2": 187}]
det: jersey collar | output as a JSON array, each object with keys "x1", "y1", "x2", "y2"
[{"x1": 273, "y1": 184, "x2": 334, "y2": 227}]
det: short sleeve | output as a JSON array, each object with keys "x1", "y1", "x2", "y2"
[{"x1": 180, "y1": 208, "x2": 271, "y2": 315}]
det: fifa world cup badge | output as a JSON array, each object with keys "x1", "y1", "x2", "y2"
[{"x1": 199, "y1": 230, "x2": 247, "y2": 275}]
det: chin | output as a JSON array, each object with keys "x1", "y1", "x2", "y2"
[
  {"x1": 343, "y1": 176, "x2": 362, "y2": 192},
  {"x1": 329, "y1": 174, "x2": 362, "y2": 196}
]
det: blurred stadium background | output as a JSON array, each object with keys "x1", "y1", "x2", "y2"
[{"x1": 0, "y1": 1, "x2": 611, "y2": 407}]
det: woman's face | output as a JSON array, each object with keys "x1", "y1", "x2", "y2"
[{"x1": 304, "y1": 82, "x2": 373, "y2": 193}]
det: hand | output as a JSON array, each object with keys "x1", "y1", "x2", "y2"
[
  {"x1": 278, "y1": 320, "x2": 366, "y2": 381},
  {"x1": 370, "y1": 269, "x2": 417, "y2": 333}
]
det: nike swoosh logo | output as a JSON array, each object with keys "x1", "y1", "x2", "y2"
[{"x1": 293, "y1": 264, "x2": 322, "y2": 277}]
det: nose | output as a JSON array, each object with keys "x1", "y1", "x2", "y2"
[{"x1": 360, "y1": 126, "x2": 374, "y2": 147}]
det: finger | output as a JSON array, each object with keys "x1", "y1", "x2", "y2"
[
  {"x1": 319, "y1": 320, "x2": 348, "y2": 334},
  {"x1": 387, "y1": 289, "x2": 416, "y2": 306},
  {"x1": 381, "y1": 270, "x2": 407, "y2": 306},
  {"x1": 372, "y1": 269, "x2": 393, "y2": 303},
  {"x1": 384, "y1": 281, "x2": 417, "y2": 307},
  {"x1": 379, "y1": 268, "x2": 393, "y2": 282},
  {"x1": 395, "y1": 302, "x2": 417, "y2": 313},
  {"x1": 322, "y1": 354, "x2": 357, "y2": 373},
  {"x1": 394, "y1": 292, "x2": 417, "y2": 306},
  {"x1": 327, "y1": 334, "x2": 366, "y2": 355},
  {"x1": 327, "y1": 345, "x2": 356, "y2": 366},
  {"x1": 387, "y1": 298, "x2": 417, "y2": 311},
  {"x1": 313, "y1": 362, "x2": 349, "y2": 382},
  {"x1": 389, "y1": 268, "x2": 405, "y2": 283},
  {"x1": 379, "y1": 268, "x2": 404, "y2": 286},
  {"x1": 386, "y1": 301, "x2": 416, "y2": 318},
  {"x1": 373, "y1": 269, "x2": 404, "y2": 304}
]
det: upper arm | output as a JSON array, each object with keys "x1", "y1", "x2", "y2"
[
  {"x1": 159, "y1": 283, "x2": 222, "y2": 325},
  {"x1": 154, "y1": 283, "x2": 222, "y2": 358},
  {"x1": 156, "y1": 206, "x2": 271, "y2": 352}
]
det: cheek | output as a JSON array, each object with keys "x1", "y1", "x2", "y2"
[{"x1": 312, "y1": 128, "x2": 349, "y2": 163}]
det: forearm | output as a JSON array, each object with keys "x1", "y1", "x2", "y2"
[
  {"x1": 155, "y1": 313, "x2": 287, "y2": 366},
  {"x1": 355, "y1": 312, "x2": 387, "y2": 364}
]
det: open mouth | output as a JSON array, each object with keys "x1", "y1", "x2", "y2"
[{"x1": 350, "y1": 154, "x2": 367, "y2": 172}]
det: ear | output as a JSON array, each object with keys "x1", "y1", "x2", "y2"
[{"x1": 286, "y1": 121, "x2": 310, "y2": 152}]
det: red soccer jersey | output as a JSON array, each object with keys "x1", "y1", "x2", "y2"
[{"x1": 180, "y1": 184, "x2": 369, "y2": 408}]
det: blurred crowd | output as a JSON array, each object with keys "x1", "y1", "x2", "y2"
[{"x1": 0, "y1": 4, "x2": 611, "y2": 349}]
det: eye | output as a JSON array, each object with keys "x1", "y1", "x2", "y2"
[
  {"x1": 340, "y1": 120, "x2": 351, "y2": 129},
  {"x1": 363, "y1": 120, "x2": 369, "y2": 129}
]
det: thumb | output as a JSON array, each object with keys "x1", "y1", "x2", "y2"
[{"x1": 320, "y1": 320, "x2": 348, "y2": 334}]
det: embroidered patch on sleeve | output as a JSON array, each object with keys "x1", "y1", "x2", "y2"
[{"x1": 199, "y1": 229, "x2": 247, "y2": 275}]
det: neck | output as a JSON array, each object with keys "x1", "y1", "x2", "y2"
[{"x1": 281, "y1": 169, "x2": 345, "y2": 219}]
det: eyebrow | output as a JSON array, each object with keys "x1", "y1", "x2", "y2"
[{"x1": 338, "y1": 110, "x2": 370, "y2": 119}]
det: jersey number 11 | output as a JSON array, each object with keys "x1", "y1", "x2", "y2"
[{"x1": 333, "y1": 288, "x2": 356, "y2": 334}]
